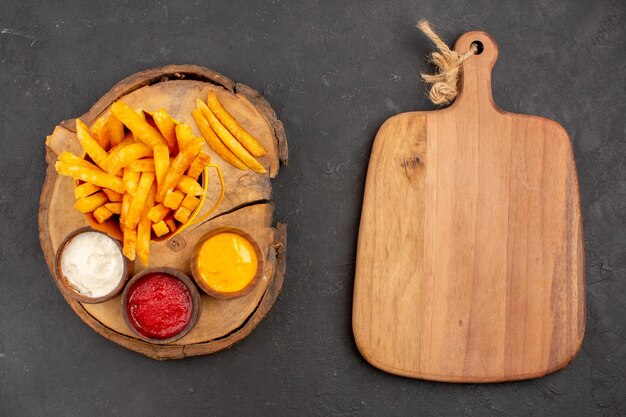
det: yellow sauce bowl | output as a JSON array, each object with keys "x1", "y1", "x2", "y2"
[{"x1": 190, "y1": 227, "x2": 264, "y2": 299}]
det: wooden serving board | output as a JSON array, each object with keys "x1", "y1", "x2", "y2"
[
  {"x1": 39, "y1": 65, "x2": 288, "y2": 360},
  {"x1": 353, "y1": 32, "x2": 584, "y2": 382}
]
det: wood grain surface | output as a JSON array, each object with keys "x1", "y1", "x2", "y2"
[
  {"x1": 39, "y1": 65, "x2": 288, "y2": 360},
  {"x1": 353, "y1": 32, "x2": 585, "y2": 382}
]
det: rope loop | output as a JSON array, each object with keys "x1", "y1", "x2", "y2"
[{"x1": 417, "y1": 20, "x2": 477, "y2": 105}]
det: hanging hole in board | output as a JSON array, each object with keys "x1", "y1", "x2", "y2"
[{"x1": 471, "y1": 41, "x2": 484, "y2": 55}]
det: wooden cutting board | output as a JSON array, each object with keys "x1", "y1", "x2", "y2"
[
  {"x1": 353, "y1": 31, "x2": 585, "y2": 382},
  {"x1": 39, "y1": 65, "x2": 288, "y2": 360}
]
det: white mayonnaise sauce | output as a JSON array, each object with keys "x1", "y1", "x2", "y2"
[{"x1": 61, "y1": 232, "x2": 124, "y2": 297}]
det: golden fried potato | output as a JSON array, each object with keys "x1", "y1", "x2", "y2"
[
  {"x1": 105, "y1": 135, "x2": 135, "y2": 164},
  {"x1": 55, "y1": 162, "x2": 124, "y2": 193},
  {"x1": 59, "y1": 152, "x2": 99, "y2": 170},
  {"x1": 207, "y1": 92, "x2": 266, "y2": 156},
  {"x1": 196, "y1": 99, "x2": 265, "y2": 173},
  {"x1": 152, "y1": 220, "x2": 170, "y2": 237},
  {"x1": 110, "y1": 101, "x2": 167, "y2": 149},
  {"x1": 163, "y1": 189, "x2": 184, "y2": 210},
  {"x1": 104, "y1": 202, "x2": 122, "y2": 214},
  {"x1": 147, "y1": 204, "x2": 170, "y2": 223},
  {"x1": 156, "y1": 137, "x2": 203, "y2": 202},
  {"x1": 163, "y1": 216, "x2": 176, "y2": 233},
  {"x1": 122, "y1": 168, "x2": 140, "y2": 196},
  {"x1": 74, "y1": 183, "x2": 100, "y2": 199},
  {"x1": 129, "y1": 158, "x2": 155, "y2": 172},
  {"x1": 136, "y1": 183, "x2": 157, "y2": 265},
  {"x1": 174, "y1": 206, "x2": 191, "y2": 224},
  {"x1": 181, "y1": 194, "x2": 200, "y2": 212},
  {"x1": 176, "y1": 176, "x2": 204, "y2": 196},
  {"x1": 122, "y1": 225, "x2": 137, "y2": 260},
  {"x1": 74, "y1": 191, "x2": 108, "y2": 213},
  {"x1": 106, "y1": 114, "x2": 125, "y2": 147},
  {"x1": 76, "y1": 119, "x2": 109, "y2": 169},
  {"x1": 125, "y1": 172, "x2": 156, "y2": 229},
  {"x1": 120, "y1": 192, "x2": 132, "y2": 225},
  {"x1": 153, "y1": 144, "x2": 169, "y2": 195},
  {"x1": 105, "y1": 142, "x2": 152, "y2": 175},
  {"x1": 174, "y1": 123, "x2": 194, "y2": 152},
  {"x1": 93, "y1": 206, "x2": 114, "y2": 223},
  {"x1": 152, "y1": 108, "x2": 177, "y2": 152},
  {"x1": 187, "y1": 152, "x2": 210, "y2": 180},
  {"x1": 102, "y1": 188, "x2": 123, "y2": 202},
  {"x1": 192, "y1": 108, "x2": 247, "y2": 170},
  {"x1": 90, "y1": 115, "x2": 110, "y2": 150}
]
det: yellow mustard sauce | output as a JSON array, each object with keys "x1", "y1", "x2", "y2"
[{"x1": 196, "y1": 232, "x2": 258, "y2": 293}]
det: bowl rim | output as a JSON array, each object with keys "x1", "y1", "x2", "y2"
[
  {"x1": 121, "y1": 267, "x2": 201, "y2": 345},
  {"x1": 54, "y1": 227, "x2": 133, "y2": 304},
  {"x1": 190, "y1": 226, "x2": 265, "y2": 299}
]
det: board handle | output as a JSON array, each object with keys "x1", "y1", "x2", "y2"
[{"x1": 453, "y1": 31, "x2": 499, "y2": 110}]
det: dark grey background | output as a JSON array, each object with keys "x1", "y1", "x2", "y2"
[{"x1": 1, "y1": 0, "x2": 624, "y2": 416}]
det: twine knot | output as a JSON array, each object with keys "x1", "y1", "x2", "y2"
[{"x1": 417, "y1": 20, "x2": 477, "y2": 105}]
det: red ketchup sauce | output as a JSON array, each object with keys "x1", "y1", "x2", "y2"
[{"x1": 125, "y1": 273, "x2": 193, "y2": 339}]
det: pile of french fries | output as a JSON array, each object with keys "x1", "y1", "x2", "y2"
[
  {"x1": 193, "y1": 92, "x2": 267, "y2": 173},
  {"x1": 55, "y1": 101, "x2": 214, "y2": 265}
]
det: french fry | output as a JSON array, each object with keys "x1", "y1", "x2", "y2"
[
  {"x1": 120, "y1": 192, "x2": 131, "y2": 225},
  {"x1": 76, "y1": 119, "x2": 109, "y2": 169},
  {"x1": 152, "y1": 108, "x2": 177, "y2": 153},
  {"x1": 110, "y1": 101, "x2": 167, "y2": 149},
  {"x1": 174, "y1": 206, "x2": 191, "y2": 224},
  {"x1": 129, "y1": 158, "x2": 155, "y2": 172},
  {"x1": 122, "y1": 168, "x2": 140, "y2": 196},
  {"x1": 156, "y1": 137, "x2": 203, "y2": 202},
  {"x1": 136, "y1": 183, "x2": 157, "y2": 265},
  {"x1": 92, "y1": 113, "x2": 125, "y2": 149},
  {"x1": 207, "y1": 92, "x2": 266, "y2": 156},
  {"x1": 197, "y1": 99, "x2": 266, "y2": 173},
  {"x1": 93, "y1": 206, "x2": 114, "y2": 223},
  {"x1": 187, "y1": 152, "x2": 210, "y2": 180},
  {"x1": 181, "y1": 194, "x2": 200, "y2": 212},
  {"x1": 163, "y1": 216, "x2": 177, "y2": 233},
  {"x1": 55, "y1": 161, "x2": 124, "y2": 193},
  {"x1": 74, "y1": 191, "x2": 108, "y2": 213},
  {"x1": 147, "y1": 204, "x2": 170, "y2": 223},
  {"x1": 174, "y1": 123, "x2": 194, "y2": 151},
  {"x1": 176, "y1": 175, "x2": 204, "y2": 196},
  {"x1": 90, "y1": 115, "x2": 110, "y2": 150},
  {"x1": 101, "y1": 135, "x2": 134, "y2": 168},
  {"x1": 106, "y1": 113, "x2": 125, "y2": 147},
  {"x1": 74, "y1": 183, "x2": 100, "y2": 199},
  {"x1": 153, "y1": 144, "x2": 169, "y2": 196},
  {"x1": 192, "y1": 108, "x2": 248, "y2": 170},
  {"x1": 142, "y1": 184, "x2": 157, "y2": 222},
  {"x1": 102, "y1": 188, "x2": 123, "y2": 202},
  {"x1": 163, "y1": 190, "x2": 184, "y2": 210},
  {"x1": 59, "y1": 152, "x2": 99, "y2": 170},
  {"x1": 122, "y1": 226, "x2": 137, "y2": 260},
  {"x1": 104, "y1": 202, "x2": 122, "y2": 214},
  {"x1": 136, "y1": 221, "x2": 150, "y2": 265},
  {"x1": 125, "y1": 172, "x2": 156, "y2": 229},
  {"x1": 105, "y1": 142, "x2": 152, "y2": 174},
  {"x1": 152, "y1": 220, "x2": 170, "y2": 237}
]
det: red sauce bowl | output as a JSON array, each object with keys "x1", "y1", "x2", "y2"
[{"x1": 121, "y1": 267, "x2": 201, "y2": 344}]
